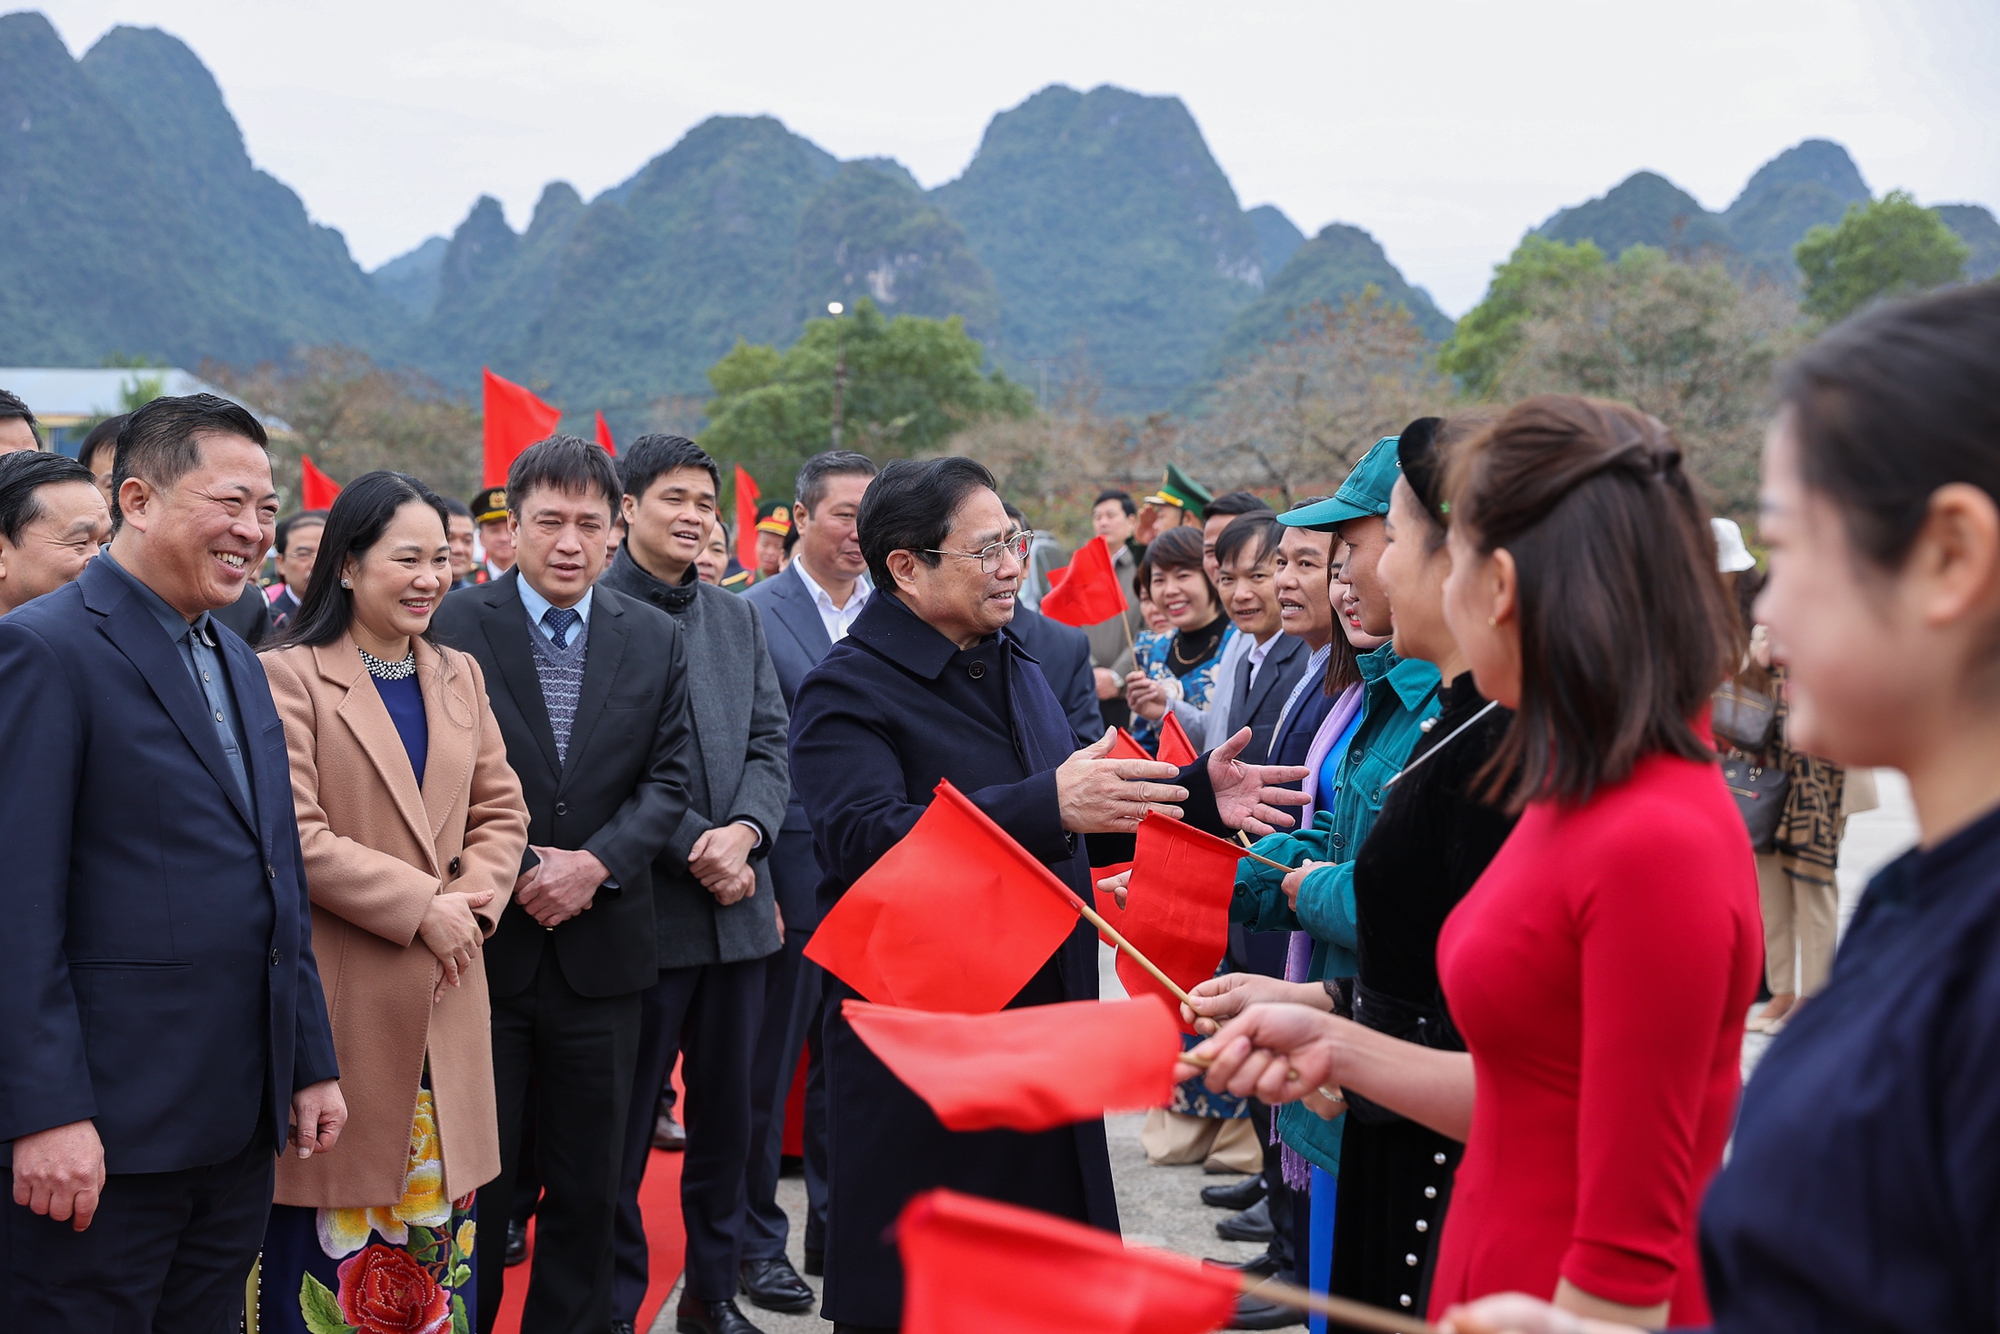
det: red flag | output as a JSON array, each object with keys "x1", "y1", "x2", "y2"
[
  {"x1": 1112, "y1": 814, "x2": 1239, "y2": 1025},
  {"x1": 1107, "y1": 728, "x2": 1151, "y2": 761},
  {"x1": 1158, "y1": 711, "x2": 1199, "y2": 767},
  {"x1": 594, "y1": 411, "x2": 617, "y2": 455},
  {"x1": 734, "y1": 466, "x2": 761, "y2": 571},
  {"x1": 805, "y1": 780, "x2": 1083, "y2": 1013},
  {"x1": 481, "y1": 368, "x2": 562, "y2": 486},
  {"x1": 899, "y1": 1189, "x2": 1239, "y2": 1334},
  {"x1": 1040, "y1": 536, "x2": 1129, "y2": 627},
  {"x1": 844, "y1": 996, "x2": 1181, "y2": 1132},
  {"x1": 298, "y1": 454, "x2": 341, "y2": 510}
]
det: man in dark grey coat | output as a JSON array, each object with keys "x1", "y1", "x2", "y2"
[{"x1": 599, "y1": 435, "x2": 791, "y2": 1334}]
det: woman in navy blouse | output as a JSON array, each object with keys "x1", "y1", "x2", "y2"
[{"x1": 1434, "y1": 279, "x2": 2000, "y2": 1331}]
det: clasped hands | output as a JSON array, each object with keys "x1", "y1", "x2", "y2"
[
  {"x1": 514, "y1": 845, "x2": 610, "y2": 930},
  {"x1": 1057, "y1": 726, "x2": 1309, "y2": 836},
  {"x1": 688, "y1": 822, "x2": 760, "y2": 906}
]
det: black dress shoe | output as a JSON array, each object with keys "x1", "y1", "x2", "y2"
[
  {"x1": 1215, "y1": 1197, "x2": 1274, "y2": 1243},
  {"x1": 505, "y1": 1221, "x2": 527, "y2": 1267},
  {"x1": 1204, "y1": 1249, "x2": 1282, "y2": 1278},
  {"x1": 802, "y1": 1246, "x2": 824, "y2": 1277},
  {"x1": 739, "y1": 1256, "x2": 815, "y2": 1313},
  {"x1": 1230, "y1": 1294, "x2": 1303, "y2": 1329},
  {"x1": 676, "y1": 1297, "x2": 765, "y2": 1334},
  {"x1": 653, "y1": 1109, "x2": 687, "y2": 1151},
  {"x1": 610, "y1": 1322, "x2": 635, "y2": 1334},
  {"x1": 1201, "y1": 1175, "x2": 1267, "y2": 1211}
]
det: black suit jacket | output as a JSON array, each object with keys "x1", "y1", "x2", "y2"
[
  {"x1": 741, "y1": 562, "x2": 844, "y2": 930},
  {"x1": 431, "y1": 570, "x2": 696, "y2": 999},
  {"x1": 0, "y1": 558, "x2": 338, "y2": 1173},
  {"x1": 1233, "y1": 633, "x2": 1312, "y2": 764},
  {"x1": 1006, "y1": 604, "x2": 1104, "y2": 749}
]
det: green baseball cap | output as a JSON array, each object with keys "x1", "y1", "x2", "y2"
[
  {"x1": 1143, "y1": 463, "x2": 1213, "y2": 516},
  {"x1": 1278, "y1": 436, "x2": 1402, "y2": 531}
]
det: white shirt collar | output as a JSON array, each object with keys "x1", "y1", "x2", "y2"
[
  {"x1": 792, "y1": 560, "x2": 873, "y2": 642},
  {"x1": 518, "y1": 574, "x2": 593, "y2": 642}
]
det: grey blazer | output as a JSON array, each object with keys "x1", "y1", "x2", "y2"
[{"x1": 599, "y1": 549, "x2": 788, "y2": 969}]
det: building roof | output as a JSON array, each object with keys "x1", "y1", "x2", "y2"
[{"x1": 0, "y1": 367, "x2": 282, "y2": 429}]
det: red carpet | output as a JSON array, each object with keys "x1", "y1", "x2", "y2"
[{"x1": 493, "y1": 1062, "x2": 688, "y2": 1334}]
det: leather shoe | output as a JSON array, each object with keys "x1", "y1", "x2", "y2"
[
  {"x1": 505, "y1": 1221, "x2": 527, "y2": 1267},
  {"x1": 739, "y1": 1256, "x2": 815, "y2": 1313},
  {"x1": 1230, "y1": 1294, "x2": 1303, "y2": 1329},
  {"x1": 610, "y1": 1323, "x2": 635, "y2": 1334},
  {"x1": 1215, "y1": 1197, "x2": 1274, "y2": 1243},
  {"x1": 676, "y1": 1297, "x2": 765, "y2": 1334},
  {"x1": 1204, "y1": 1249, "x2": 1282, "y2": 1278},
  {"x1": 653, "y1": 1109, "x2": 687, "y2": 1152},
  {"x1": 1201, "y1": 1175, "x2": 1266, "y2": 1211},
  {"x1": 802, "y1": 1246, "x2": 824, "y2": 1277}
]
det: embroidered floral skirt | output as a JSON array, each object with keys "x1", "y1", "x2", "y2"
[{"x1": 253, "y1": 1080, "x2": 477, "y2": 1334}]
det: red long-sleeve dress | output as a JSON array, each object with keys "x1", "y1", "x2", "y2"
[{"x1": 1429, "y1": 752, "x2": 1761, "y2": 1324}]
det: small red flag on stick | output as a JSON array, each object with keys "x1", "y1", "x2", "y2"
[
  {"x1": 481, "y1": 368, "x2": 562, "y2": 486},
  {"x1": 594, "y1": 411, "x2": 617, "y2": 455},
  {"x1": 1158, "y1": 711, "x2": 1199, "y2": 767},
  {"x1": 298, "y1": 454, "x2": 341, "y2": 510},
  {"x1": 1040, "y1": 535, "x2": 1129, "y2": 627},
  {"x1": 733, "y1": 466, "x2": 761, "y2": 572},
  {"x1": 899, "y1": 1189, "x2": 1241, "y2": 1334},
  {"x1": 844, "y1": 996, "x2": 1181, "y2": 1132},
  {"x1": 1113, "y1": 814, "x2": 1240, "y2": 1025},
  {"x1": 805, "y1": 781, "x2": 1085, "y2": 1013}
]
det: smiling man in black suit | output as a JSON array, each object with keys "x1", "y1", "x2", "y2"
[{"x1": 431, "y1": 435, "x2": 696, "y2": 1334}]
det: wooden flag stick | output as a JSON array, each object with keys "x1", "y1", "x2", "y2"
[
  {"x1": 1235, "y1": 830, "x2": 1291, "y2": 873},
  {"x1": 1243, "y1": 1276, "x2": 1441, "y2": 1334},
  {"x1": 1075, "y1": 900, "x2": 1193, "y2": 1008}
]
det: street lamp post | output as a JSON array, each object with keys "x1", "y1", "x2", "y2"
[{"x1": 827, "y1": 301, "x2": 847, "y2": 449}]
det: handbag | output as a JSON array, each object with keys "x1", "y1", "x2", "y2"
[
  {"x1": 1722, "y1": 752, "x2": 1790, "y2": 852},
  {"x1": 1712, "y1": 680, "x2": 1780, "y2": 752}
]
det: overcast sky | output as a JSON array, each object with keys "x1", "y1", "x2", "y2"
[{"x1": 36, "y1": 0, "x2": 2000, "y2": 314}]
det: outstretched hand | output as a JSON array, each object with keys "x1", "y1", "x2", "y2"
[
  {"x1": 1056, "y1": 730, "x2": 1189, "y2": 834},
  {"x1": 1206, "y1": 728, "x2": 1310, "y2": 836}
]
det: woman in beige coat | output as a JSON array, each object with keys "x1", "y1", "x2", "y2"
[{"x1": 254, "y1": 471, "x2": 528, "y2": 1334}]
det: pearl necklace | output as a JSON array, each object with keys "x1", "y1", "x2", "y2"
[{"x1": 358, "y1": 646, "x2": 417, "y2": 680}]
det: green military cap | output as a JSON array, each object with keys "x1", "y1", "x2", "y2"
[
  {"x1": 470, "y1": 486, "x2": 509, "y2": 525},
  {"x1": 1279, "y1": 436, "x2": 1402, "y2": 531},
  {"x1": 1142, "y1": 463, "x2": 1213, "y2": 516}
]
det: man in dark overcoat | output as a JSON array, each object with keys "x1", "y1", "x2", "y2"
[{"x1": 788, "y1": 458, "x2": 1309, "y2": 1332}]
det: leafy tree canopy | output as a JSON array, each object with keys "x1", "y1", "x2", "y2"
[
  {"x1": 1795, "y1": 190, "x2": 1971, "y2": 325},
  {"x1": 699, "y1": 299, "x2": 1034, "y2": 494},
  {"x1": 1437, "y1": 237, "x2": 1608, "y2": 396}
]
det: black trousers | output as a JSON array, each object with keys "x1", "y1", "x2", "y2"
[
  {"x1": 742, "y1": 927, "x2": 830, "y2": 1263},
  {"x1": 613, "y1": 955, "x2": 768, "y2": 1316},
  {"x1": 478, "y1": 952, "x2": 643, "y2": 1334},
  {"x1": 1, "y1": 1128, "x2": 272, "y2": 1333}
]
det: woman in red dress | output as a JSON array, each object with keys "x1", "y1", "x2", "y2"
[{"x1": 1183, "y1": 395, "x2": 1761, "y2": 1328}]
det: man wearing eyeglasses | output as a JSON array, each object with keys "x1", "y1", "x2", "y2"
[{"x1": 786, "y1": 457, "x2": 1313, "y2": 1333}]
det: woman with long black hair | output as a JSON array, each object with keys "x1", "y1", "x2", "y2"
[{"x1": 254, "y1": 471, "x2": 528, "y2": 1334}]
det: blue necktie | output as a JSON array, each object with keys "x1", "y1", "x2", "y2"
[{"x1": 542, "y1": 606, "x2": 580, "y2": 650}]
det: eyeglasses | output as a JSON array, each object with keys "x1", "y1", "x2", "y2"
[{"x1": 923, "y1": 530, "x2": 1032, "y2": 574}]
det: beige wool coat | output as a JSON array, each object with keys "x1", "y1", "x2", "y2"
[{"x1": 263, "y1": 635, "x2": 529, "y2": 1208}]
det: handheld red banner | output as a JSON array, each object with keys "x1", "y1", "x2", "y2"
[
  {"x1": 805, "y1": 781, "x2": 1083, "y2": 1013},
  {"x1": 481, "y1": 368, "x2": 562, "y2": 486},
  {"x1": 298, "y1": 454, "x2": 341, "y2": 510},
  {"x1": 1110, "y1": 814, "x2": 1238, "y2": 1025},
  {"x1": 843, "y1": 996, "x2": 1180, "y2": 1131},
  {"x1": 1108, "y1": 728, "x2": 1151, "y2": 761},
  {"x1": 594, "y1": 411, "x2": 617, "y2": 455},
  {"x1": 1157, "y1": 711, "x2": 1199, "y2": 767},
  {"x1": 899, "y1": 1189, "x2": 1239, "y2": 1334},
  {"x1": 1040, "y1": 535, "x2": 1129, "y2": 627},
  {"x1": 733, "y1": 466, "x2": 760, "y2": 571}
]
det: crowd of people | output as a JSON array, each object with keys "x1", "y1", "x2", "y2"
[{"x1": 0, "y1": 279, "x2": 1996, "y2": 1334}]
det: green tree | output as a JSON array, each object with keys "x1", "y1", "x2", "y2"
[
  {"x1": 699, "y1": 299, "x2": 1034, "y2": 494},
  {"x1": 1437, "y1": 236, "x2": 1607, "y2": 395},
  {"x1": 1795, "y1": 191, "x2": 1971, "y2": 325}
]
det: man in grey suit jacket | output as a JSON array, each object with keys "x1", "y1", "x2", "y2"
[
  {"x1": 600, "y1": 437, "x2": 793, "y2": 1334},
  {"x1": 739, "y1": 448, "x2": 877, "y2": 1288}
]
